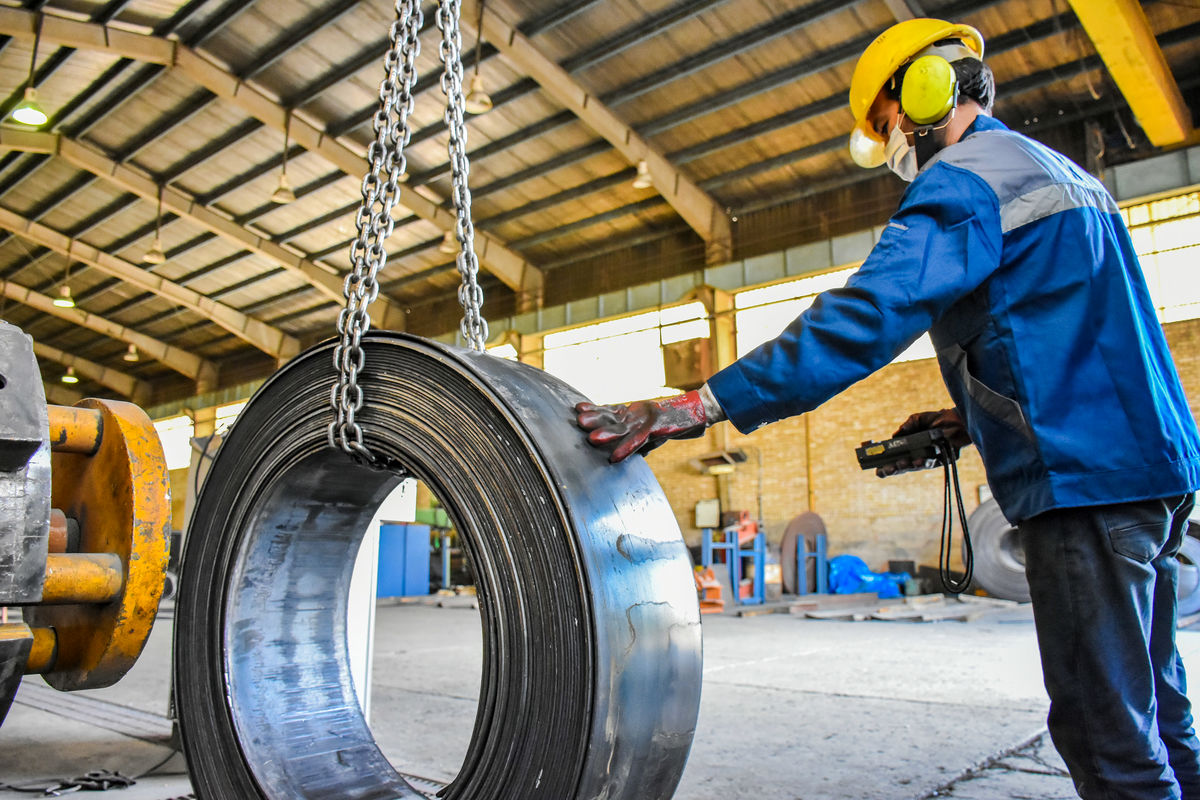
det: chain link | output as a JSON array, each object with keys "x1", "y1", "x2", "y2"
[
  {"x1": 438, "y1": 0, "x2": 489, "y2": 351},
  {"x1": 329, "y1": 0, "x2": 422, "y2": 461},
  {"x1": 330, "y1": 0, "x2": 491, "y2": 460}
]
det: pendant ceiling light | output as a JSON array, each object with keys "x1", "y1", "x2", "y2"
[
  {"x1": 52, "y1": 259, "x2": 74, "y2": 308},
  {"x1": 9, "y1": 18, "x2": 46, "y2": 127},
  {"x1": 144, "y1": 186, "x2": 167, "y2": 265},
  {"x1": 123, "y1": 344, "x2": 140, "y2": 363},
  {"x1": 272, "y1": 111, "x2": 297, "y2": 204},
  {"x1": 463, "y1": 1, "x2": 492, "y2": 115},
  {"x1": 631, "y1": 160, "x2": 653, "y2": 190},
  {"x1": 61, "y1": 366, "x2": 78, "y2": 384}
]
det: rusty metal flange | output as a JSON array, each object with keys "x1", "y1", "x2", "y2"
[{"x1": 25, "y1": 399, "x2": 171, "y2": 690}]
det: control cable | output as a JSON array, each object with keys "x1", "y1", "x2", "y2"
[{"x1": 937, "y1": 443, "x2": 974, "y2": 594}]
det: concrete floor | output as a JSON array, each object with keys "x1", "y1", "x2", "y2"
[{"x1": 4, "y1": 600, "x2": 1196, "y2": 799}]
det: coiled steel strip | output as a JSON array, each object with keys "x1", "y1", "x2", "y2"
[{"x1": 174, "y1": 333, "x2": 702, "y2": 799}]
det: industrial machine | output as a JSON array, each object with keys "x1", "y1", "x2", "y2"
[{"x1": 0, "y1": 319, "x2": 170, "y2": 726}]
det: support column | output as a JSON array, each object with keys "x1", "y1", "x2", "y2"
[{"x1": 517, "y1": 332, "x2": 544, "y2": 370}]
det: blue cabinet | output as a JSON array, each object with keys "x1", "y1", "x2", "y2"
[{"x1": 377, "y1": 523, "x2": 431, "y2": 598}]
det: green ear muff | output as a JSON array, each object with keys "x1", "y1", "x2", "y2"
[{"x1": 900, "y1": 54, "x2": 958, "y2": 125}]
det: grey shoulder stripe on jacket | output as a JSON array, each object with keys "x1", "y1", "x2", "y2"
[
  {"x1": 998, "y1": 181, "x2": 1118, "y2": 233},
  {"x1": 933, "y1": 130, "x2": 1118, "y2": 233}
]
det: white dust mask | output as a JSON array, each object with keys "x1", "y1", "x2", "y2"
[{"x1": 884, "y1": 122, "x2": 918, "y2": 182}]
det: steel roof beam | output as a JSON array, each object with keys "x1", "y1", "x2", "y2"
[
  {"x1": 403, "y1": 0, "x2": 1006, "y2": 205},
  {"x1": 0, "y1": 278, "x2": 215, "y2": 386},
  {"x1": 463, "y1": 0, "x2": 732, "y2": 262},
  {"x1": 1067, "y1": 0, "x2": 1192, "y2": 145},
  {"x1": 479, "y1": 170, "x2": 631, "y2": 230},
  {"x1": 0, "y1": 8, "x2": 545, "y2": 303},
  {"x1": 32, "y1": 340, "x2": 151, "y2": 402},
  {"x1": 504, "y1": 22, "x2": 1200, "y2": 253},
  {"x1": 232, "y1": 172, "x2": 347, "y2": 227},
  {"x1": 160, "y1": 119, "x2": 262, "y2": 182},
  {"x1": 394, "y1": 0, "x2": 729, "y2": 148},
  {"x1": 0, "y1": 193, "x2": 137, "y2": 283},
  {"x1": 242, "y1": 0, "x2": 364, "y2": 81},
  {"x1": 250, "y1": 294, "x2": 334, "y2": 322},
  {"x1": 0, "y1": 0, "x2": 235, "y2": 295},
  {"x1": 0, "y1": 130, "x2": 407, "y2": 330},
  {"x1": 423, "y1": 1, "x2": 1062, "y2": 230},
  {"x1": 0, "y1": 46, "x2": 74, "y2": 119},
  {"x1": 173, "y1": 1, "x2": 600, "y2": 218},
  {"x1": 273, "y1": 202, "x2": 359, "y2": 243},
  {"x1": 0, "y1": 0, "x2": 139, "y2": 122},
  {"x1": 44, "y1": 382, "x2": 83, "y2": 405},
  {"x1": 309, "y1": 238, "x2": 354, "y2": 262},
  {"x1": 408, "y1": 110, "x2": 575, "y2": 187},
  {"x1": 183, "y1": 0, "x2": 256, "y2": 49},
  {"x1": 0, "y1": 206, "x2": 300, "y2": 359},
  {"x1": 99, "y1": 251, "x2": 263, "y2": 322},
  {"x1": 114, "y1": 89, "x2": 216, "y2": 161},
  {"x1": 101, "y1": 260, "x2": 288, "y2": 337},
  {"x1": 112, "y1": 0, "x2": 362, "y2": 167},
  {"x1": 194, "y1": 146, "x2": 305, "y2": 206},
  {"x1": 69, "y1": 63, "x2": 166, "y2": 139}
]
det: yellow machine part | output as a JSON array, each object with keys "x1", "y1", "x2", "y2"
[{"x1": 24, "y1": 399, "x2": 171, "y2": 691}]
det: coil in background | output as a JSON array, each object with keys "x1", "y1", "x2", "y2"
[{"x1": 174, "y1": 332, "x2": 703, "y2": 799}]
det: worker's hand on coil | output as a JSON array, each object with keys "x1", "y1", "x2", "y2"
[
  {"x1": 874, "y1": 408, "x2": 971, "y2": 478},
  {"x1": 575, "y1": 390, "x2": 708, "y2": 463}
]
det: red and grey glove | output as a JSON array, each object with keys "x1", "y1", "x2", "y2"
[
  {"x1": 576, "y1": 387, "x2": 723, "y2": 463},
  {"x1": 875, "y1": 407, "x2": 972, "y2": 477}
]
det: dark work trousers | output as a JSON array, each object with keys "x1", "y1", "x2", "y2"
[{"x1": 1020, "y1": 493, "x2": 1200, "y2": 800}]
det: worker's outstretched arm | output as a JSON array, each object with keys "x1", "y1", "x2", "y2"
[
  {"x1": 707, "y1": 164, "x2": 1003, "y2": 435},
  {"x1": 576, "y1": 385, "x2": 726, "y2": 463}
]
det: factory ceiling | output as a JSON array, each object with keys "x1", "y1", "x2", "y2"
[{"x1": 0, "y1": 0, "x2": 1196, "y2": 402}]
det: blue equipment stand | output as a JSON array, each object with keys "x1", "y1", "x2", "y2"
[
  {"x1": 701, "y1": 526, "x2": 766, "y2": 605},
  {"x1": 796, "y1": 532, "x2": 829, "y2": 595},
  {"x1": 377, "y1": 523, "x2": 431, "y2": 598}
]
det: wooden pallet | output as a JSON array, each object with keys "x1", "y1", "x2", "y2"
[{"x1": 793, "y1": 593, "x2": 1024, "y2": 622}]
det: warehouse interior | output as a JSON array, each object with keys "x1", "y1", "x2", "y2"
[{"x1": 2, "y1": 0, "x2": 1200, "y2": 797}]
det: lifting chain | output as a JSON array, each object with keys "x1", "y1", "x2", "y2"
[
  {"x1": 437, "y1": 0, "x2": 489, "y2": 352},
  {"x1": 330, "y1": 0, "x2": 490, "y2": 463},
  {"x1": 329, "y1": 0, "x2": 422, "y2": 462}
]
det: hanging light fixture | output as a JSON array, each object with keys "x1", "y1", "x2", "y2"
[
  {"x1": 631, "y1": 160, "x2": 653, "y2": 190},
  {"x1": 53, "y1": 284, "x2": 75, "y2": 308},
  {"x1": 12, "y1": 88, "x2": 47, "y2": 127},
  {"x1": 61, "y1": 366, "x2": 78, "y2": 385},
  {"x1": 271, "y1": 111, "x2": 297, "y2": 204},
  {"x1": 464, "y1": 74, "x2": 493, "y2": 115},
  {"x1": 9, "y1": 17, "x2": 46, "y2": 127},
  {"x1": 52, "y1": 258, "x2": 74, "y2": 308},
  {"x1": 463, "y1": 1, "x2": 493, "y2": 115},
  {"x1": 144, "y1": 186, "x2": 167, "y2": 264},
  {"x1": 123, "y1": 343, "x2": 140, "y2": 363},
  {"x1": 438, "y1": 230, "x2": 459, "y2": 254}
]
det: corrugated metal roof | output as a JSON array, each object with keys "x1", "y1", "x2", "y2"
[{"x1": 0, "y1": 0, "x2": 1195, "y2": 400}]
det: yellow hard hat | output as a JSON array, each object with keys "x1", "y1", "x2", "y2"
[{"x1": 847, "y1": 18, "x2": 984, "y2": 168}]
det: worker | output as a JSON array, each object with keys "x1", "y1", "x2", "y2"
[{"x1": 576, "y1": 18, "x2": 1200, "y2": 800}]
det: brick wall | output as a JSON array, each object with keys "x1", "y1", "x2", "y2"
[{"x1": 648, "y1": 317, "x2": 1200, "y2": 573}]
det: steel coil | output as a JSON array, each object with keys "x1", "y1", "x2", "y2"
[
  {"x1": 964, "y1": 499, "x2": 1030, "y2": 602},
  {"x1": 174, "y1": 332, "x2": 702, "y2": 800}
]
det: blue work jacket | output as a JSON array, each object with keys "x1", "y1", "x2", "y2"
[{"x1": 707, "y1": 115, "x2": 1200, "y2": 523}]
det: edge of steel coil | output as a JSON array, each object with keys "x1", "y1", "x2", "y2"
[{"x1": 174, "y1": 333, "x2": 702, "y2": 800}]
